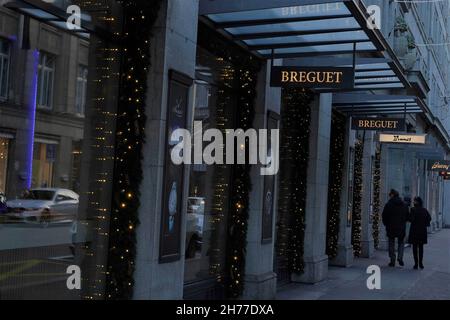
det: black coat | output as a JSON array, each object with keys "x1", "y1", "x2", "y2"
[
  {"x1": 382, "y1": 197, "x2": 408, "y2": 238},
  {"x1": 408, "y1": 207, "x2": 431, "y2": 244}
]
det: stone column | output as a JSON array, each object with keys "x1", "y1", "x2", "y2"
[
  {"x1": 133, "y1": 0, "x2": 199, "y2": 299},
  {"x1": 292, "y1": 93, "x2": 332, "y2": 283},
  {"x1": 242, "y1": 61, "x2": 281, "y2": 299},
  {"x1": 329, "y1": 121, "x2": 354, "y2": 267},
  {"x1": 360, "y1": 131, "x2": 375, "y2": 258}
]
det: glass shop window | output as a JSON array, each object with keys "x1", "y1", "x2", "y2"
[
  {"x1": 32, "y1": 142, "x2": 56, "y2": 188},
  {"x1": 0, "y1": 3, "x2": 121, "y2": 300},
  {"x1": 184, "y1": 47, "x2": 236, "y2": 286}
]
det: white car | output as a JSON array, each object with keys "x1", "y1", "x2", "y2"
[
  {"x1": 6, "y1": 188, "x2": 79, "y2": 225},
  {"x1": 185, "y1": 197, "x2": 205, "y2": 258}
]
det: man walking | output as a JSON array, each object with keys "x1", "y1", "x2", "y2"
[{"x1": 382, "y1": 189, "x2": 408, "y2": 267}]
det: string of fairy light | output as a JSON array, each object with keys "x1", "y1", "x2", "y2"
[
  {"x1": 103, "y1": 0, "x2": 162, "y2": 300},
  {"x1": 197, "y1": 24, "x2": 260, "y2": 298},
  {"x1": 208, "y1": 62, "x2": 233, "y2": 282},
  {"x1": 372, "y1": 148, "x2": 381, "y2": 249},
  {"x1": 326, "y1": 112, "x2": 346, "y2": 259},
  {"x1": 71, "y1": 0, "x2": 123, "y2": 300},
  {"x1": 351, "y1": 137, "x2": 364, "y2": 257},
  {"x1": 276, "y1": 88, "x2": 313, "y2": 275}
]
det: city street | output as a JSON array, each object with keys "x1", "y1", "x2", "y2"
[{"x1": 277, "y1": 229, "x2": 450, "y2": 300}]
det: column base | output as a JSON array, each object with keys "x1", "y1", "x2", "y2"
[
  {"x1": 291, "y1": 254, "x2": 328, "y2": 284},
  {"x1": 360, "y1": 240, "x2": 375, "y2": 258},
  {"x1": 242, "y1": 272, "x2": 277, "y2": 300},
  {"x1": 329, "y1": 245, "x2": 354, "y2": 267}
]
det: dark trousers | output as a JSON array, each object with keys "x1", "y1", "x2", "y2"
[
  {"x1": 388, "y1": 237, "x2": 404, "y2": 262},
  {"x1": 412, "y1": 244, "x2": 424, "y2": 266}
]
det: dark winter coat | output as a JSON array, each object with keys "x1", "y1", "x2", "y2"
[
  {"x1": 407, "y1": 207, "x2": 431, "y2": 244},
  {"x1": 382, "y1": 196, "x2": 408, "y2": 238}
]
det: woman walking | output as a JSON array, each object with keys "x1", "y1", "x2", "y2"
[{"x1": 408, "y1": 197, "x2": 432, "y2": 269}]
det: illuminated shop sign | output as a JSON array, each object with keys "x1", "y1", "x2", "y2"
[
  {"x1": 427, "y1": 160, "x2": 450, "y2": 171},
  {"x1": 270, "y1": 66, "x2": 354, "y2": 89},
  {"x1": 352, "y1": 117, "x2": 405, "y2": 131},
  {"x1": 379, "y1": 134, "x2": 426, "y2": 144}
]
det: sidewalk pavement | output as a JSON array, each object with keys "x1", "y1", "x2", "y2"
[{"x1": 277, "y1": 229, "x2": 450, "y2": 300}]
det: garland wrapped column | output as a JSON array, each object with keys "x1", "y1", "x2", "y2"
[
  {"x1": 196, "y1": 25, "x2": 261, "y2": 298},
  {"x1": 372, "y1": 149, "x2": 381, "y2": 249},
  {"x1": 276, "y1": 88, "x2": 313, "y2": 275},
  {"x1": 106, "y1": 0, "x2": 162, "y2": 300},
  {"x1": 326, "y1": 111, "x2": 346, "y2": 259},
  {"x1": 351, "y1": 138, "x2": 364, "y2": 257}
]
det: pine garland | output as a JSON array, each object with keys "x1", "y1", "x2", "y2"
[
  {"x1": 277, "y1": 88, "x2": 313, "y2": 274},
  {"x1": 106, "y1": 0, "x2": 162, "y2": 300},
  {"x1": 372, "y1": 149, "x2": 381, "y2": 249},
  {"x1": 351, "y1": 138, "x2": 364, "y2": 257},
  {"x1": 326, "y1": 111, "x2": 346, "y2": 259}
]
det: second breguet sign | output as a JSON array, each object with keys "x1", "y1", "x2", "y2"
[
  {"x1": 352, "y1": 117, "x2": 405, "y2": 131},
  {"x1": 270, "y1": 66, "x2": 354, "y2": 89}
]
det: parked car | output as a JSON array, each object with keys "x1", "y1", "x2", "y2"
[
  {"x1": 6, "y1": 188, "x2": 79, "y2": 226},
  {"x1": 185, "y1": 197, "x2": 205, "y2": 258}
]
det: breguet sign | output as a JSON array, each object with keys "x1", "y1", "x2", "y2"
[
  {"x1": 352, "y1": 117, "x2": 405, "y2": 132},
  {"x1": 270, "y1": 66, "x2": 354, "y2": 89},
  {"x1": 428, "y1": 160, "x2": 450, "y2": 171},
  {"x1": 379, "y1": 134, "x2": 427, "y2": 144}
]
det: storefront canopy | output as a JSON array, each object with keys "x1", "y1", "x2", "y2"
[
  {"x1": 200, "y1": 0, "x2": 411, "y2": 92},
  {"x1": 4, "y1": 0, "x2": 96, "y2": 39},
  {"x1": 200, "y1": 0, "x2": 389, "y2": 58},
  {"x1": 333, "y1": 93, "x2": 424, "y2": 115}
]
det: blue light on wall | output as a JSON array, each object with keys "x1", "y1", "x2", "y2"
[{"x1": 26, "y1": 49, "x2": 39, "y2": 189}]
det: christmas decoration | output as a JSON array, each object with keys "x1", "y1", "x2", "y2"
[
  {"x1": 372, "y1": 148, "x2": 381, "y2": 249},
  {"x1": 105, "y1": 0, "x2": 162, "y2": 300},
  {"x1": 276, "y1": 88, "x2": 313, "y2": 275},
  {"x1": 326, "y1": 111, "x2": 346, "y2": 259},
  {"x1": 351, "y1": 137, "x2": 364, "y2": 257},
  {"x1": 197, "y1": 24, "x2": 261, "y2": 298}
]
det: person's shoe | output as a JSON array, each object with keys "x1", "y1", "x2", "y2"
[
  {"x1": 413, "y1": 264, "x2": 418, "y2": 270},
  {"x1": 388, "y1": 261, "x2": 395, "y2": 267},
  {"x1": 398, "y1": 260, "x2": 404, "y2": 267},
  {"x1": 419, "y1": 263, "x2": 424, "y2": 269}
]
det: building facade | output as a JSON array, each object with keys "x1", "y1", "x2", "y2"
[{"x1": 0, "y1": 0, "x2": 449, "y2": 300}]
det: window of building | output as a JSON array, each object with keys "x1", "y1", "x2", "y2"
[
  {"x1": 75, "y1": 66, "x2": 88, "y2": 115},
  {"x1": 37, "y1": 52, "x2": 56, "y2": 109},
  {"x1": 0, "y1": 39, "x2": 10, "y2": 101},
  {"x1": 32, "y1": 142, "x2": 57, "y2": 188}
]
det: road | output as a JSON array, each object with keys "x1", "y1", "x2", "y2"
[{"x1": 0, "y1": 221, "x2": 88, "y2": 299}]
